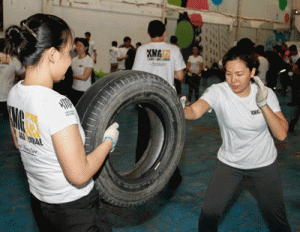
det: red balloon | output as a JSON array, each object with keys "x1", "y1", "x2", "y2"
[
  {"x1": 190, "y1": 14, "x2": 203, "y2": 27},
  {"x1": 284, "y1": 13, "x2": 290, "y2": 23},
  {"x1": 186, "y1": 0, "x2": 209, "y2": 11}
]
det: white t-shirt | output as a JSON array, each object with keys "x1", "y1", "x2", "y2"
[
  {"x1": 118, "y1": 47, "x2": 129, "y2": 70},
  {"x1": 0, "y1": 54, "x2": 24, "y2": 101},
  {"x1": 258, "y1": 56, "x2": 269, "y2": 85},
  {"x1": 88, "y1": 40, "x2": 96, "y2": 61},
  {"x1": 71, "y1": 55, "x2": 94, "y2": 92},
  {"x1": 132, "y1": 42, "x2": 186, "y2": 86},
  {"x1": 109, "y1": 46, "x2": 118, "y2": 64},
  {"x1": 200, "y1": 81, "x2": 281, "y2": 169},
  {"x1": 187, "y1": 55, "x2": 203, "y2": 76},
  {"x1": 291, "y1": 53, "x2": 300, "y2": 64},
  {"x1": 7, "y1": 81, "x2": 93, "y2": 204}
]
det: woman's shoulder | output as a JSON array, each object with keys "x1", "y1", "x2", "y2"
[{"x1": 84, "y1": 55, "x2": 93, "y2": 63}]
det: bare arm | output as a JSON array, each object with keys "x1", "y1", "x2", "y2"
[
  {"x1": 117, "y1": 54, "x2": 128, "y2": 61},
  {"x1": 186, "y1": 62, "x2": 192, "y2": 74},
  {"x1": 9, "y1": 119, "x2": 19, "y2": 149},
  {"x1": 52, "y1": 124, "x2": 112, "y2": 186},
  {"x1": 73, "y1": 67, "x2": 93, "y2": 81},
  {"x1": 184, "y1": 99, "x2": 211, "y2": 120},
  {"x1": 93, "y1": 50, "x2": 97, "y2": 64},
  {"x1": 260, "y1": 106, "x2": 288, "y2": 141},
  {"x1": 174, "y1": 69, "x2": 184, "y2": 82},
  {"x1": 197, "y1": 62, "x2": 203, "y2": 76}
]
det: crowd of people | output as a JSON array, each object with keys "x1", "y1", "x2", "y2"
[
  {"x1": 109, "y1": 37, "x2": 141, "y2": 72},
  {"x1": 0, "y1": 12, "x2": 299, "y2": 232}
]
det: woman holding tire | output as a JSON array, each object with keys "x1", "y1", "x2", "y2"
[
  {"x1": 184, "y1": 46, "x2": 291, "y2": 231},
  {"x1": 5, "y1": 13, "x2": 119, "y2": 232}
]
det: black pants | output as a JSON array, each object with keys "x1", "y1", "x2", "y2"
[
  {"x1": 290, "y1": 77, "x2": 300, "y2": 103},
  {"x1": 68, "y1": 88, "x2": 85, "y2": 106},
  {"x1": 31, "y1": 186, "x2": 112, "y2": 232},
  {"x1": 188, "y1": 75, "x2": 200, "y2": 102},
  {"x1": 0, "y1": 101, "x2": 9, "y2": 118},
  {"x1": 174, "y1": 78, "x2": 182, "y2": 96},
  {"x1": 198, "y1": 160, "x2": 291, "y2": 232}
]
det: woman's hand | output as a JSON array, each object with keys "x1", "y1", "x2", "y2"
[
  {"x1": 102, "y1": 122, "x2": 120, "y2": 152},
  {"x1": 253, "y1": 76, "x2": 268, "y2": 108}
]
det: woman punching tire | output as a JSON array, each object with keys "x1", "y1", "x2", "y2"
[{"x1": 76, "y1": 70, "x2": 185, "y2": 207}]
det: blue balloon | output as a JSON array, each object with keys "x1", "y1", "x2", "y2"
[{"x1": 212, "y1": 0, "x2": 222, "y2": 6}]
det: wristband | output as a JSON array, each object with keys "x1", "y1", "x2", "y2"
[
  {"x1": 259, "y1": 103, "x2": 267, "y2": 109},
  {"x1": 103, "y1": 136, "x2": 115, "y2": 152}
]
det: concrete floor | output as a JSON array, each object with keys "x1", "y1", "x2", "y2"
[{"x1": 1, "y1": 76, "x2": 300, "y2": 232}]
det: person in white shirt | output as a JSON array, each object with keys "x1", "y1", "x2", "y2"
[
  {"x1": 287, "y1": 45, "x2": 300, "y2": 107},
  {"x1": 184, "y1": 46, "x2": 291, "y2": 231},
  {"x1": 0, "y1": 38, "x2": 24, "y2": 118},
  {"x1": 69, "y1": 38, "x2": 94, "y2": 106},
  {"x1": 133, "y1": 20, "x2": 186, "y2": 188},
  {"x1": 85, "y1": 32, "x2": 97, "y2": 64},
  {"x1": 5, "y1": 13, "x2": 119, "y2": 231},
  {"x1": 186, "y1": 45, "x2": 203, "y2": 105},
  {"x1": 133, "y1": 21, "x2": 186, "y2": 86},
  {"x1": 255, "y1": 45, "x2": 269, "y2": 85},
  {"x1": 117, "y1": 36, "x2": 133, "y2": 70},
  {"x1": 109, "y1": 41, "x2": 118, "y2": 73}
]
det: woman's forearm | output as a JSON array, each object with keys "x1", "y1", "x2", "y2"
[{"x1": 261, "y1": 105, "x2": 288, "y2": 141}]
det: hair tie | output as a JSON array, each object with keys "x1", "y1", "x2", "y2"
[{"x1": 22, "y1": 22, "x2": 37, "y2": 38}]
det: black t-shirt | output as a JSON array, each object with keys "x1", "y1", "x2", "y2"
[{"x1": 125, "y1": 48, "x2": 136, "y2": 70}]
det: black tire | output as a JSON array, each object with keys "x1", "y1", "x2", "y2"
[{"x1": 76, "y1": 70, "x2": 185, "y2": 207}]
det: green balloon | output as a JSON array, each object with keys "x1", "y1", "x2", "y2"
[
  {"x1": 279, "y1": 0, "x2": 287, "y2": 11},
  {"x1": 168, "y1": 0, "x2": 181, "y2": 7},
  {"x1": 175, "y1": 21, "x2": 194, "y2": 48}
]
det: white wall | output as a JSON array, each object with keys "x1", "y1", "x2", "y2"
[
  {"x1": 1, "y1": 0, "x2": 42, "y2": 38},
  {"x1": 1, "y1": 0, "x2": 294, "y2": 71},
  {"x1": 52, "y1": 4, "x2": 179, "y2": 72}
]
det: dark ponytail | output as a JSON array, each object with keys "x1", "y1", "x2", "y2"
[{"x1": 5, "y1": 13, "x2": 72, "y2": 67}]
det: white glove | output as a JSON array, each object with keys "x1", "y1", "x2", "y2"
[
  {"x1": 180, "y1": 96, "x2": 186, "y2": 109},
  {"x1": 253, "y1": 76, "x2": 268, "y2": 108},
  {"x1": 102, "y1": 122, "x2": 119, "y2": 152}
]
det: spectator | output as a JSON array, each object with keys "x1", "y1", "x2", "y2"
[
  {"x1": 136, "y1": 42, "x2": 142, "y2": 50},
  {"x1": 69, "y1": 38, "x2": 94, "y2": 106},
  {"x1": 109, "y1": 41, "x2": 118, "y2": 73},
  {"x1": 0, "y1": 38, "x2": 24, "y2": 118},
  {"x1": 287, "y1": 45, "x2": 300, "y2": 107},
  {"x1": 170, "y1": 35, "x2": 183, "y2": 97},
  {"x1": 186, "y1": 45, "x2": 203, "y2": 105},
  {"x1": 117, "y1": 36, "x2": 132, "y2": 70},
  {"x1": 133, "y1": 20, "x2": 186, "y2": 188},
  {"x1": 255, "y1": 45, "x2": 269, "y2": 85},
  {"x1": 265, "y1": 45, "x2": 285, "y2": 90},
  {"x1": 85, "y1": 32, "x2": 97, "y2": 64}
]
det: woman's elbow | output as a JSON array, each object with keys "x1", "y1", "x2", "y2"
[
  {"x1": 66, "y1": 173, "x2": 91, "y2": 187},
  {"x1": 276, "y1": 132, "x2": 288, "y2": 141}
]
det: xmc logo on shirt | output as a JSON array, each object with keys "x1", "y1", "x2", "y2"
[
  {"x1": 147, "y1": 49, "x2": 171, "y2": 61},
  {"x1": 8, "y1": 106, "x2": 43, "y2": 146}
]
